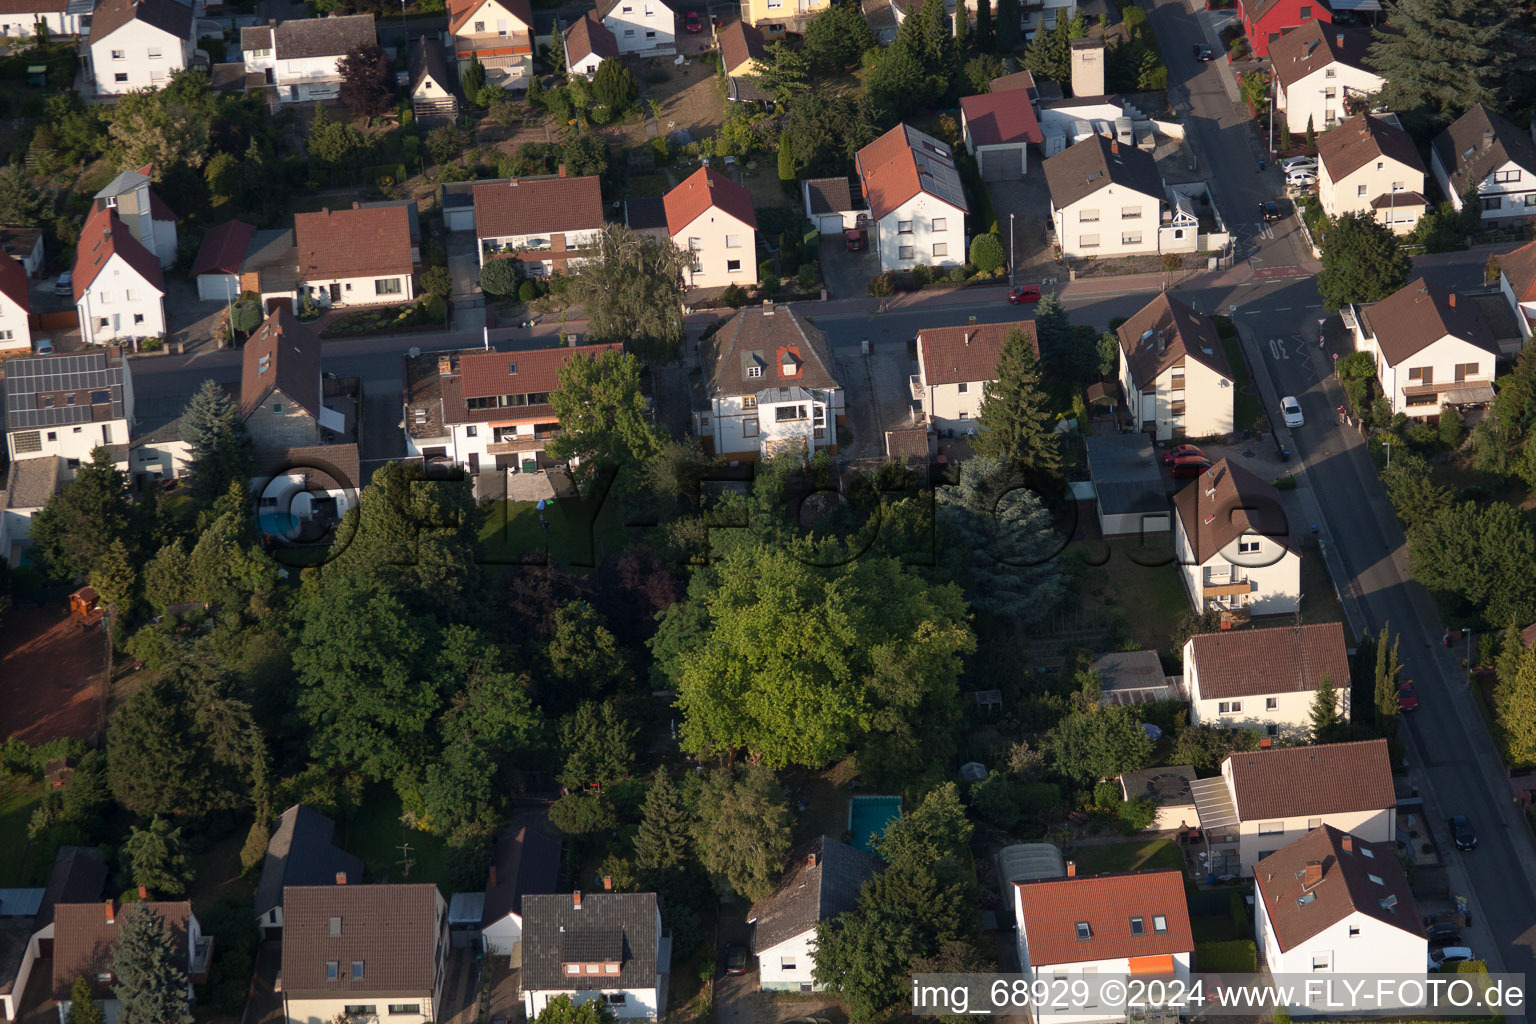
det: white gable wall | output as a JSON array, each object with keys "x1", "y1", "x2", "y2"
[
  {"x1": 872, "y1": 193, "x2": 966, "y2": 274},
  {"x1": 1052, "y1": 184, "x2": 1163, "y2": 258},
  {"x1": 602, "y1": 0, "x2": 674, "y2": 54},
  {"x1": 0, "y1": 288, "x2": 31, "y2": 353},
  {"x1": 91, "y1": 19, "x2": 192, "y2": 94},
  {"x1": 1256, "y1": 898, "x2": 1427, "y2": 980},
  {"x1": 756, "y1": 931, "x2": 815, "y2": 991},
  {"x1": 1277, "y1": 63, "x2": 1384, "y2": 133},
  {"x1": 76, "y1": 253, "x2": 166, "y2": 345},
  {"x1": 673, "y1": 207, "x2": 757, "y2": 289}
]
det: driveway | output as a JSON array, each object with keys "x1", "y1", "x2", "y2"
[
  {"x1": 833, "y1": 347, "x2": 912, "y2": 459},
  {"x1": 819, "y1": 235, "x2": 878, "y2": 299},
  {"x1": 246, "y1": 942, "x2": 283, "y2": 1024},
  {"x1": 439, "y1": 948, "x2": 483, "y2": 1024},
  {"x1": 985, "y1": 175, "x2": 1056, "y2": 281},
  {"x1": 448, "y1": 228, "x2": 486, "y2": 333}
]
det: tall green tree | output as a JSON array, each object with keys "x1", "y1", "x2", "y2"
[
  {"x1": 91, "y1": 538, "x2": 139, "y2": 615},
  {"x1": 972, "y1": 329, "x2": 1059, "y2": 472},
  {"x1": 779, "y1": 92, "x2": 880, "y2": 176},
  {"x1": 974, "y1": 0, "x2": 994, "y2": 53},
  {"x1": 592, "y1": 58, "x2": 638, "y2": 111},
  {"x1": 546, "y1": 348, "x2": 664, "y2": 487},
  {"x1": 1372, "y1": 624, "x2": 1402, "y2": 735},
  {"x1": 634, "y1": 769, "x2": 690, "y2": 871},
  {"x1": 1045, "y1": 703, "x2": 1154, "y2": 783},
  {"x1": 124, "y1": 817, "x2": 192, "y2": 897},
  {"x1": 337, "y1": 43, "x2": 397, "y2": 118},
  {"x1": 1368, "y1": 0, "x2": 1526, "y2": 118},
  {"x1": 110, "y1": 905, "x2": 193, "y2": 1024},
  {"x1": 802, "y1": 0, "x2": 878, "y2": 69},
  {"x1": 106, "y1": 80, "x2": 212, "y2": 174},
  {"x1": 180, "y1": 379, "x2": 252, "y2": 504},
  {"x1": 691, "y1": 763, "x2": 792, "y2": 901},
  {"x1": 0, "y1": 162, "x2": 46, "y2": 226},
  {"x1": 1317, "y1": 211, "x2": 1412, "y2": 310},
  {"x1": 533, "y1": 995, "x2": 615, "y2": 1024},
  {"x1": 28, "y1": 448, "x2": 136, "y2": 582},
  {"x1": 1498, "y1": 641, "x2": 1536, "y2": 764},
  {"x1": 65, "y1": 977, "x2": 104, "y2": 1024},
  {"x1": 935, "y1": 457, "x2": 1066, "y2": 622},
  {"x1": 1309, "y1": 674, "x2": 1345, "y2": 743},
  {"x1": 568, "y1": 224, "x2": 690, "y2": 361},
  {"x1": 1496, "y1": 618, "x2": 1526, "y2": 701},
  {"x1": 994, "y1": 0, "x2": 1019, "y2": 51},
  {"x1": 1408, "y1": 500, "x2": 1536, "y2": 628},
  {"x1": 1022, "y1": 19, "x2": 1068, "y2": 81},
  {"x1": 757, "y1": 40, "x2": 813, "y2": 102},
  {"x1": 557, "y1": 701, "x2": 638, "y2": 790}
]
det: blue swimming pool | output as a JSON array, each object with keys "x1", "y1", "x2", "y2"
[
  {"x1": 259, "y1": 511, "x2": 301, "y2": 536},
  {"x1": 848, "y1": 794, "x2": 902, "y2": 852}
]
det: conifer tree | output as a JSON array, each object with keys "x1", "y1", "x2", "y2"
[
  {"x1": 634, "y1": 769, "x2": 690, "y2": 871},
  {"x1": 973, "y1": 329, "x2": 1059, "y2": 472},
  {"x1": 111, "y1": 904, "x2": 193, "y2": 1024}
]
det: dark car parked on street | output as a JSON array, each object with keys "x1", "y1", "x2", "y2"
[
  {"x1": 1193, "y1": 43, "x2": 1214, "y2": 60},
  {"x1": 1448, "y1": 815, "x2": 1478, "y2": 851}
]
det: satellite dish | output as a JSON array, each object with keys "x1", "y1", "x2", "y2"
[{"x1": 408, "y1": 346, "x2": 421, "y2": 358}]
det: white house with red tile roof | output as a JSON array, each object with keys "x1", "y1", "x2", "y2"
[
  {"x1": 73, "y1": 207, "x2": 167, "y2": 347},
  {"x1": 402, "y1": 342, "x2": 624, "y2": 474},
  {"x1": 1013, "y1": 867, "x2": 1193, "y2": 1024},
  {"x1": 294, "y1": 204, "x2": 415, "y2": 311},
  {"x1": 447, "y1": 0, "x2": 535, "y2": 87},
  {"x1": 854, "y1": 123, "x2": 968, "y2": 274},
  {"x1": 1346, "y1": 277, "x2": 1502, "y2": 416},
  {"x1": 1254, "y1": 826, "x2": 1426, "y2": 984},
  {"x1": 473, "y1": 175, "x2": 605, "y2": 277},
  {"x1": 664, "y1": 167, "x2": 758, "y2": 289},
  {"x1": 1269, "y1": 23, "x2": 1382, "y2": 133},
  {"x1": 959, "y1": 92, "x2": 1043, "y2": 180},
  {"x1": 913, "y1": 320, "x2": 1036, "y2": 435},
  {"x1": 1171, "y1": 459, "x2": 1299, "y2": 616},
  {"x1": 86, "y1": 0, "x2": 196, "y2": 95},
  {"x1": 563, "y1": 11, "x2": 618, "y2": 76},
  {"x1": 597, "y1": 0, "x2": 674, "y2": 56},
  {"x1": 0, "y1": 252, "x2": 31, "y2": 355},
  {"x1": 1499, "y1": 239, "x2": 1536, "y2": 339},
  {"x1": 192, "y1": 219, "x2": 257, "y2": 301},
  {"x1": 94, "y1": 166, "x2": 177, "y2": 268},
  {"x1": 1184, "y1": 622, "x2": 1351, "y2": 737}
]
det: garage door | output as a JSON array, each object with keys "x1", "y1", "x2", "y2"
[
  {"x1": 196, "y1": 273, "x2": 238, "y2": 301},
  {"x1": 817, "y1": 213, "x2": 844, "y2": 235},
  {"x1": 982, "y1": 147, "x2": 1023, "y2": 181},
  {"x1": 445, "y1": 206, "x2": 476, "y2": 232}
]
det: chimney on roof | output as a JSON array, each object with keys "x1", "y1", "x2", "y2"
[
  {"x1": 1483, "y1": 130, "x2": 1495, "y2": 151},
  {"x1": 968, "y1": 315, "x2": 977, "y2": 325},
  {"x1": 104, "y1": 901, "x2": 115, "y2": 925},
  {"x1": 558, "y1": 164, "x2": 567, "y2": 177},
  {"x1": 807, "y1": 853, "x2": 818, "y2": 869},
  {"x1": 1449, "y1": 292, "x2": 1457, "y2": 308},
  {"x1": 107, "y1": 345, "x2": 122, "y2": 366},
  {"x1": 1156, "y1": 331, "x2": 1166, "y2": 356},
  {"x1": 964, "y1": 331, "x2": 972, "y2": 346},
  {"x1": 1260, "y1": 736, "x2": 1273, "y2": 748},
  {"x1": 1335, "y1": 31, "x2": 1344, "y2": 47},
  {"x1": 352, "y1": 201, "x2": 361, "y2": 210},
  {"x1": 438, "y1": 354, "x2": 453, "y2": 376},
  {"x1": 137, "y1": 886, "x2": 147, "y2": 900},
  {"x1": 1066, "y1": 860, "x2": 1077, "y2": 877},
  {"x1": 573, "y1": 891, "x2": 583, "y2": 910},
  {"x1": 1111, "y1": 139, "x2": 1119, "y2": 155},
  {"x1": 336, "y1": 872, "x2": 348, "y2": 885},
  {"x1": 1303, "y1": 861, "x2": 1323, "y2": 888},
  {"x1": 1342, "y1": 836, "x2": 1353, "y2": 852},
  {"x1": 603, "y1": 876, "x2": 613, "y2": 891}
]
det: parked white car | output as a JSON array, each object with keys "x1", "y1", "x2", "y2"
[
  {"x1": 1429, "y1": 947, "x2": 1474, "y2": 971},
  {"x1": 1280, "y1": 156, "x2": 1318, "y2": 172},
  {"x1": 33, "y1": 337, "x2": 53, "y2": 355},
  {"x1": 1281, "y1": 395, "x2": 1304, "y2": 428},
  {"x1": 1285, "y1": 170, "x2": 1318, "y2": 188}
]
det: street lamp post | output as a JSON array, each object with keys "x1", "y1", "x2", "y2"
[
  {"x1": 1268, "y1": 72, "x2": 1275, "y2": 156},
  {"x1": 1009, "y1": 212, "x2": 1015, "y2": 287}
]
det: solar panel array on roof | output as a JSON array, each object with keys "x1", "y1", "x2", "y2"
[
  {"x1": 906, "y1": 126, "x2": 968, "y2": 213},
  {"x1": 4, "y1": 353, "x2": 128, "y2": 430},
  {"x1": 560, "y1": 927, "x2": 625, "y2": 962}
]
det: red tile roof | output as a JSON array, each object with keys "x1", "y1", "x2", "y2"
[
  {"x1": 73, "y1": 206, "x2": 165, "y2": 301},
  {"x1": 664, "y1": 166, "x2": 757, "y2": 236},
  {"x1": 458, "y1": 342, "x2": 623, "y2": 400},
  {"x1": 1504, "y1": 240, "x2": 1536, "y2": 303},
  {"x1": 1255, "y1": 825, "x2": 1424, "y2": 952},
  {"x1": 448, "y1": 0, "x2": 532, "y2": 37},
  {"x1": 1187, "y1": 622, "x2": 1350, "y2": 699},
  {"x1": 1015, "y1": 870, "x2": 1193, "y2": 967},
  {"x1": 0, "y1": 252, "x2": 29, "y2": 312},
  {"x1": 564, "y1": 9, "x2": 618, "y2": 64},
  {"x1": 918, "y1": 320, "x2": 1037, "y2": 386},
  {"x1": 960, "y1": 91, "x2": 1044, "y2": 148},
  {"x1": 53, "y1": 901, "x2": 192, "y2": 1001},
  {"x1": 718, "y1": 19, "x2": 766, "y2": 75},
  {"x1": 191, "y1": 219, "x2": 256, "y2": 278},
  {"x1": 294, "y1": 205, "x2": 414, "y2": 281},
  {"x1": 280, "y1": 885, "x2": 442, "y2": 998},
  {"x1": 855, "y1": 123, "x2": 969, "y2": 222},
  {"x1": 241, "y1": 306, "x2": 320, "y2": 422},
  {"x1": 472, "y1": 176, "x2": 605, "y2": 240},
  {"x1": 1224, "y1": 739, "x2": 1395, "y2": 820}
]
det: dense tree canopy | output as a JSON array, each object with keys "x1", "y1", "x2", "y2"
[
  {"x1": 338, "y1": 43, "x2": 396, "y2": 118},
  {"x1": 802, "y1": 0, "x2": 878, "y2": 70},
  {"x1": 1317, "y1": 212, "x2": 1411, "y2": 311},
  {"x1": 111, "y1": 905, "x2": 193, "y2": 1024},
  {"x1": 691, "y1": 764, "x2": 793, "y2": 900},
  {"x1": 972, "y1": 328, "x2": 1059, "y2": 472},
  {"x1": 546, "y1": 348, "x2": 665, "y2": 487},
  {"x1": 569, "y1": 225, "x2": 690, "y2": 361},
  {"x1": 935, "y1": 457, "x2": 1066, "y2": 622},
  {"x1": 1369, "y1": 0, "x2": 1527, "y2": 118}
]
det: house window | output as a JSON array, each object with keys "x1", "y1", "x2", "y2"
[
  {"x1": 1483, "y1": 196, "x2": 1504, "y2": 211},
  {"x1": 726, "y1": 259, "x2": 742, "y2": 272},
  {"x1": 387, "y1": 1007, "x2": 420, "y2": 1015},
  {"x1": 16, "y1": 430, "x2": 41, "y2": 452},
  {"x1": 565, "y1": 965, "x2": 580, "y2": 975},
  {"x1": 603, "y1": 963, "x2": 619, "y2": 974},
  {"x1": 1324, "y1": 88, "x2": 1335, "y2": 99},
  {"x1": 742, "y1": 396, "x2": 757, "y2": 409},
  {"x1": 897, "y1": 220, "x2": 913, "y2": 233},
  {"x1": 1122, "y1": 233, "x2": 1142, "y2": 245},
  {"x1": 133, "y1": 313, "x2": 144, "y2": 325},
  {"x1": 1299, "y1": 4, "x2": 1311, "y2": 15},
  {"x1": 958, "y1": 411, "x2": 969, "y2": 419},
  {"x1": 781, "y1": 957, "x2": 797, "y2": 970},
  {"x1": 1496, "y1": 170, "x2": 1522, "y2": 183},
  {"x1": 111, "y1": 48, "x2": 124, "y2": 58},
  {"x1": 1079, "y1": 234, "x2": 1100, "y2": 248},
  {"x1": 743, "y1": 419, "x2": 759, "y2": 437},
  {"x1": 96, "y1": 973, "x2": 112, "y2": 983},
  {"x1": 1266, "y1": 697, "x2": 1278, "y2": 710},
  {"x1": 699, "y1": 416, "x2": 711, "y2": 432},
  {"x1": 1122, "y1": 206, "x2": 1141, "y2": 219},
  {"x1": 1455, "y1": 362, "x2": 1479, "y2": 380},
  {"x1": 273, "y1": 403, "x2": 284, "y2": 413},
  {"x1": 1349, "y1": 926, "x2": 1361, "y2": 937},
  {"x1": 747, "y1": 365, "x2": 763, "y2": 378},
  {"x1": 376, "y1": 278, "x2": 402, "y2": 295},
  {"x1": 474, "y1": 19, "x2": 485, "y2": 29},
  {"x1": 1258, "y1": 821, "x2": 1284, "y2": 834},
  {"x1": 1152, "y1": 915, "x2": 1168, "y2": 934},
  {"x1": 1361, "y1": 847, "x2": 1375, "y2": 858},
  {"x1": 1406, "y1": 393, "x2": 1439, "y2": 407},
  {"x1": 326, "y1": 962, "x2": 339, "y2": 981},
  {"x1": 1074, "y1": 921, "x2": 1092, "y2": 940},
  {"x1": 97, "y1": 318, "x2": 109, "y2": 328},
  {"x1": 343, "y1": 1007, "x2": 377, "y2": 1017},
  {"x1": 958, "y1": 382, "x2": 969, "y2": 393},
  {"x1": 1129, "y1": 917, "x2": 1145, "y2": 936},
  {"x1": 725, "y1": 235, "x2": 741, "y2": 248},
  {"x1": 1239, "y1": 537, "x2": 1261, "y2": 554},
  {"x1": 1357, "y1": 185, "x2": 1368, "y2": 197},
  {"x1": 1312, "y1": 955, "x2": 1330, "y2": 972},
  {"x1": 933, "y1": 242, "x2": 948, "y2": 257},
  {"x1": 933, "y1": 218, "x2": 947, "y2": 230},
  {"x1": 147, "y1": 48, "x2": 161, "y2": 58},
  {"x1": 1218, "y1": 701, "x2": 1242, "y2": 714},
  {"x1": 1408, "y1": 366, "x2": 1433, "y2": 383},
  {"x1": 899, "y1": 245, "x2": 914, "y2": 259},
  {"x1": 352, "y1": 962, "x2": 364, "y2": 980},
  {"x1": 775, "y1": 405, "x2": 807, "y2": 422},
  {"x1": 466, "y1": 425, "x2": 478, "y2": 437},
  {"x1": 1325, "y1": 68, "x2": 1336, "y2": 78},
  {"x1": 604, "y1": 996, "x2": 627, "y2": 1006},
  {"x1": 1308, "y1": 818, "x2": 1323, "y2": 829},
  {"x1": 1079, "y1": 209, "x2": 1100, "y2": 223}
]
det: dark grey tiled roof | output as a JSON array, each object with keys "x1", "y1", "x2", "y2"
[
  {"x1": 747, "y1": 837, "x2": 879, "y2": 954},
  {"x1": 481, "y1": 814, "x2": 562, "y2": 927},
  {"x1": 254, "y1": 805, "x2": 365, "y2": 917},
  {"x1": 274, "y1": 13, "x2": 376, "y2": 60},
  {"x1": 1042, "y1": 133, "x2": 1164, "y2": 210},
  {"x1": 521, "y1": 893, "x2": 660, "y2": 992}
]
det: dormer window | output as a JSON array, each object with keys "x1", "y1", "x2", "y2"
[
  {"x1": 1129, "y1": 917, "x2": 1145, "y2": 936},
  {"x1": 508, "y1": 362, "x2": 518, "y2": 374},
  {"x1": 1152, "y1": 915, "x2": 1167, "y2": 933},
  {"x1": 1075, "y1": 921, "x2": 1092, "y2": 940},
  {"x1": 326, "y1": 962, "x2": 339, "y2": 981},
  {"x1": 747, "y1": 365, "x2": 763, "y2": 378}
]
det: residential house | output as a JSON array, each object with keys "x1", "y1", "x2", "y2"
[
  {"x1": 0, "y1": 847, "x2": 107, "y2": 1022},
  {"x1": 1188, "y1": 739, "x2": 1396, "y2": 877},
  {"x1": 1497, "y1": 238, "x2": 1536, "y2": 339},
  {"x1": 53, "y1": 901, "x2": 209, "y2": 1024},
  {"x1": 563, "y1": 11, "x2": 618, "y2": 77},
  {"x1": 479, "y1": 816, "x2": 562, "y2": 960},
  {"x1": 1317, "y1": 113, "x2": 1427, "y2": 235},
  {"x1": 294, "y1": 204, "x2": 415, "y2": 310},
  {"x1": 474, "y1": 175, "x2": 605, "y2": 277},
  {"x1": 87, "y1": 0, "x2": 196, "y2": 95},
  {"x1": 0, "y1": 253, "x2": 30, "y2": 355},
  {"x1": 718, "y1": 19, "x2": 765, "y2": 77},
  {"x1": 1083, "y1": 433, "x2": 1169, "y2": 539},
  {"x1": 191, "y1": 219, "x2": 257, "y2": 301},
  {"x1": 1171, "y1": 458, "x2": 1300, "y2": 616},
  {"x1": 0, "y1": 226, "x2": 44, "y2": 278},
  {"x1": 1254, "y1": 826, "x2": 1426, "y2": 983},
  {"x1": 598, "y1": 0, "x2": 674, "y2": 55},
  {"x1": 1184, "y1": 622, "x2": 1351, "y2": 737},
  {"x1": 408, "y1": 35, "x2": 459, "y2": 121},
  {"x1": 1115, "y1": 293, "x2": 1234, "y2": 441},
  {"x1": 664, "y1": 166, "x2": 758, "y2": 289},
  {"x1": 622, "y1": 196, "x2": 670, "y2": 242},
  {"x1": 126, "y1": 383, "x2": 239, "y2": 489},
  {"x1": 243, "y1": 15, "x2": 378, "y2": 104},
  {"x1": 695, "y1": 302, "x2": 843, "y2": 460},
  {"x1": 747, "y1": 838, "x2": 879, "y2": 993},
  {"x1": 93, "y1": 166, "x2": 178, "y2": 269},
  {"x1": 520, "y1": 892, "x2": 669, "y2": 1021},
  {"x1": 446, "y1": 0, "x2": 535, "y2": 88},
  {"x1": 1013, "y1": 868, "x2": 1194, "y2": 1024},
  {"x1": 402, "y1": 343, "x2": 623, "y2": 474},
  {"x1": 1237, "y1": 0, "x2": 1329, "y2": 58},
  {"x1": 854, "y1": 123, "x2": 968, "y2": 273},
  {"x1": 0, "y1": 0, "x2": 86, "y2": 38},
  {"x1": 912, "y1": 319, "x2": 1037, "y2": 436},
  {"x1": 3, "y1": 348, "x2": 134, "y2": 473},
  {"x1": 1270, "y1": 23, "x2": 1382, "y2": 133},
  {"x1": 1346, "y1": 277, "x2": 1500, "y2": 417},
  {"x1": 253, "y1": 806, "x2": 364, "y2": 936},
  {"x1": 0, "y1": 458, "x2": 60, "y2": 565},
  {"x1": 1430, "y1": 104, "x2": 1536, "y2": 226},
  {"x1": 800, "y1": 177, "x2": 866, "y2": 236},
  {"x1": 959, "y1": 90, "x2": 1043, "y2": 181},
  {"x1": 278, "y1": 885, "x2": 448, "y2": 1024},
  {"x1": 72, "y1": 207, "x2": 167, "y2": 346},
  {"x1": 961, "y1": 0, "x2": 1077, "y2": 37},
  {"x1": 741, "y1": 0, "x2": 827, "y2": 36},
  {"x1": 1045, "y1": 135, "x2": 1180, "y2": 258}
]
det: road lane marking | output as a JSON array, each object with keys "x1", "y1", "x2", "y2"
[{"x1": 1269, "y1": 338, "x2": 1288, "y2": 360}]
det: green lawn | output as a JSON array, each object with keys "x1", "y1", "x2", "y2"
[
  {"x1": 0, "y1": 777, "x2": 43, "y2": 887},
  {"x1": 1213, "y1": 318, "x2": 1266, "y2": 433},
  {"x1": 1069, "y1": 837, "x2": 1184, "y2": 875},
  {"x1": 479, "y1": 497, "x2": 631, "y2": 571},
  {"x1": 337, "y1": 786, "x2": 451, "y2": 892},
  {"x1": 1070, "y1": 538, "x2": 1191, "y2": 655}
]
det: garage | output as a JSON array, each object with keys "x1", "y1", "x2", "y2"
[
  {"x1": 196, "y1": 273, "x2": 240, "y2": 301},
  {"x1": 816, "y1": 213, "x2": 845, "y2": 234},
  {"x1": 960, "y1": 92, "x2": 1040, "y2": 182},
  {"x1": 802, "y1": 177, "x2": 866, "y2": 234},
  {"x1": 979, "y1": 145, "x2": 1024, "y2": 181},
  {"x1": 189, "y1": 219, "x2": 255, "y2": 301},
  {"x1": 1083, "y1": 432, "x2": 1168, "y2": 538}
]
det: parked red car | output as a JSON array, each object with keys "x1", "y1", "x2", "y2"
[
  {"x1": 1161, "y1": 443, "x2": 1205, "y2": 465},
  {"x1": 1008, "y1": 284, "x2": 1042, "y2": 304},
  {"x1": 1397, "y1": 682, "x2": 1420, "y2": 711},
  {"x1": 1170, "y1": 455, "x2": 1212, "y2": 479},
  {"x1": 844, "y1": 227, "x2": 866, "y2": 252},
  {"x1": 684, "y1": 9, "x2": 703, "y2": 31}
]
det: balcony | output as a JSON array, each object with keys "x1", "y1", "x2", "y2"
[
  {"x1": 190, "y1": 936, "x2": 214, "y2": 984},
  {"x1": 1203, "y1": 580, "x2": 1251, "y2": 598},
  {"x1": 486, "y1": 432, "x2": 559, "y2": 455},
  {"x1": 909, "y1": 374, "x2": 924, "y2": 401}
]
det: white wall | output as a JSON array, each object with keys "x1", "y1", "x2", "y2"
[
  {"x1": 873, "y1": 193, "x2": 965, "y2": 274},
  {"x1": 1231, "y1": 806, "x2": 1394, "y2": 877},
  {"x1": 603, "y1": 0, "x2": 674, "y2": 54},
  {"x1": 0, "y1": 289, "x2": 31, "y2": 353},
  {"x1": 1172, "y1": 509, "x2": 1301, "y2": 617},
  {"x1": 76, "y1": 254, "x2": 166, "y2": 345},
  {"x1": 674, "y1": 209, "x2": 757, "y2": 289},
  {"x1": 477, "y1": 226, "x2": 601, "y2": 274},
  {"x1": 1053, "y1": 186, "x2": 1163, "y2": 258},
  {"x1": 1432, "y1": 152, "x2": 1536, "y2": 222},
  {"x1": 8, "y1": 417, "x2": 130, "y2": 467},
  {"x1": 524, "y1": 988, "x2": 659, "y2": 1021},
  {"x1": 1319, "y1": 154, "x2": 1424, "y2": 234},
  {"x1": 269, "y1": 53, "x2": 351, "y2": 101},
  {"x1": 1277, "y1": 64, "x2": 1383, "y2": 133},
  {"x1": 1119, "y1": 347, "x2": 1233, "y2": 442},
  {"x1": 702, "y1": 387, "x2": 842, "y2": 459},
  {"x1": 128, "y1": 436, "x2": 192, "y2": 485},
  {"x1": 197, "y1": 272, "x2": 241, "y2": 302},
  {"x1": 0, "y1": 10, "x2": 84, "y2": 36},
  {"x1": 1186, "y1": 641, "x2": 1347, "y2": 736},
  {"x1": 1258, "y1": 899, "x2": 1427, "y2": 980},
  {"x1": 1500, "y1": 271, "x2": 1536, "y2": 340},
  {"x1": 756, "y1": 931, "x2": 815, "y2": 991},
  {"x1": 283, "y1": 995, "x2": 434, "y2": 1024},
  {"x1": 91, "y1": 20, "x2": 192, "y2": 94},
  {"x1": 481, "y1": 912, "x2": 524, "y2": 957},
  {"x1": 299, "y1": 273, "x2": 414, "y2": 309},
  {"x1": 1353, "y1": 327, "x2": 1496, "y2": 417}
]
